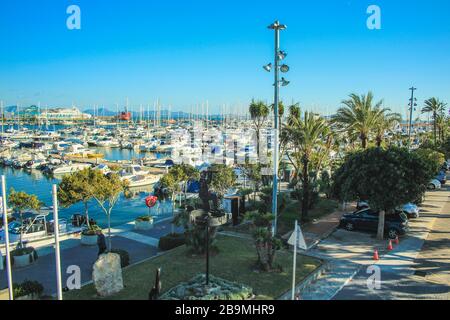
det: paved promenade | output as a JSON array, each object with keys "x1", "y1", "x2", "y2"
[{"x1": 0, "y1": 217, "x2": 182, "y2": 296}]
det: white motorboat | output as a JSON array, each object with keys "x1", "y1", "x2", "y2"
[{"x1": 52, "y1": 162, "x2": 92, "y2": 174}]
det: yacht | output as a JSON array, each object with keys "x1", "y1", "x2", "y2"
[
  {"x1": 51, "y1": 162, "x2": 92, "y2": 175},
  {"x1": 119, "y1": 164, "x2": 159, "y2": 187}
]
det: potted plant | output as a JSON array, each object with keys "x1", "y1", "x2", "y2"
[
  {"x1": 134, "y1": 215, "x2": 154, "y2": 230},
  {"x1": 13, "y1": 280, "x2": 44, "y2": 300},
  {"x1": 81, "y1": 225, "x2": 102, "y2": 246},
  {"x1": 11, "y1": 247, "x2": 38, "y2": 268}
]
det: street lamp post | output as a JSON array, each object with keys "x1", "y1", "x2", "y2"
[
  {"x1": 265, "y1": 21, "x2": 289, "y2": 236},
  {"x1": 408, "y1": 87, "x2": 417, "y2": 149}
]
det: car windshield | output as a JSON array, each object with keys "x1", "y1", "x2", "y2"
[{"x1": 8, "y1": 222, "x2": 23, "y2": 234}]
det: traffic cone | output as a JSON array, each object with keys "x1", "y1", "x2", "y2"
[
  {"x1": 387, "y1": 240, "x2": 393, "y2": 251},
  {"x1": 394, "y1": 236, "x2": 399, "y2": 245},
  {"x1": 373, "y1": 249, "x2": 379, "y2": 261}
]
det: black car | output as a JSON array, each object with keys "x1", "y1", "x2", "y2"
[{"x1": 339, "y1": 208, "x2": 409, "y2": 239}]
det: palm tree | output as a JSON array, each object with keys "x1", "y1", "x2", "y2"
[
  {"x1": 333, "y1": 92, "x2": 384, "y2": 149},
  {"x1": 422, "y1": 98, "x2": 447, "y2": 145},
  {"x1": 249, "y1": 100, "x2": 270, "y2": 157},
  {"x1": 284, "y1": 109, "x2": 330, "y2": 221},
  {"x1": 374, "y1": 111, "x2": 402, "y2": 147}
]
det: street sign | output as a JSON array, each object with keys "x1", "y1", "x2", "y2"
[{"x1": 287, "y1": 222, "x2": 307, "y2": 250}]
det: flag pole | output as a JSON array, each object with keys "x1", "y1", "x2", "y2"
[
  {"x1": 291, "y1": 220, "x2": 298, "y2": 300},
  {"x1": 52, "y1": 184, "x2": 63, "y2": 300},
  {"x1": 1, "y1": 175, "x2": 14, "y2": 300}
]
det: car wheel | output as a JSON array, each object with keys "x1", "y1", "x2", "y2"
[
  {"x1": 388, "y1": 229, "x2": 398, "y2": 240},
  {"x1": 428, "y1": 183, "x2": 436, "y2": 190},
  {"x1": 345, "y1": 222, "x2": 354, "y2": 231}
]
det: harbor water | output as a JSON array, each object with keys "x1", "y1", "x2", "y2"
[{"x1": 0, "y1": 146, "x2": 173, "y2": 228}]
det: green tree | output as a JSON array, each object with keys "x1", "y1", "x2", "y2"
[
  {"x1": 208, "y1": 164, "x2": 237, "y2": 200},
  {"x1": 88, "y1": 171, "x2": 127, "y2": 251},
  {"x1": 158, "y1": 164, "x2": 200, "y2": 233},
  {"x1": 249, "y1": 100, "x2": 269, "y2": 157},
  {"x1": 245, "y1": 210, "x2": 282, "y2": 272},
  {"x1": 333, "y1": 92, "x2": 385, "y2": 149},
  {"x1": 283, "y1": 110, "x2": 331, "y2": 221},
  {"x1": 58, "y1": 168, "x2": 94, "y2": 228},
  {"x1": 374, "y1": 111, "x2": 401, "y2": 147},
  {"x1": 422, "y1": 98, "x2": 447, "y2": 145},
  {"x1": 8, "y1": 189, "x2": 42, "y2": 247},
  {"x1": 414, "y1": 148, "x2": 445, "y2": 177},
  {"x1": 332, "y1": 147, "x2": 430, "y2": 239}
]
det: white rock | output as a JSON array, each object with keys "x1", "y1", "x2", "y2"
[{"x1": 92, "y1": 253, "x2": 124, "y2": 297}]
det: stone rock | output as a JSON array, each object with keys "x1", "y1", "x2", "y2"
[{"x1": 92, "y1": 253, "x2": 124, "y2": 297}]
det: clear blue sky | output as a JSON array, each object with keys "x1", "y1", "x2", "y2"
[{"x1": 0, "y1": 0, "x2": 449, "y2": 117}]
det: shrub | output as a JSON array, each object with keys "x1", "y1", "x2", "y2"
[
  {"x1": 158, "y1": 233, "x2": 186, "y2": 251},
  {"x1": 135, "y1": 215, "x2": 153, "y2": 223},
  {"x1": 13, "y1": 280, "x2": 44, "y2": 299},
  {"x1": 110, "y1": 249, "x2": 130, "y2": 268},
  {"x1": 81, "y1": 225, "x2": 102, "y2": 236}
]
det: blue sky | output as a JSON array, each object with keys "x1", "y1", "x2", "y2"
[{"x1": 0, "y1": 0, "x2": 449, "y2": 117}]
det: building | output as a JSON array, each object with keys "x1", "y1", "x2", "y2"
[{"x1": 39, "y1": 107, "x2": 92, "y2": 121}]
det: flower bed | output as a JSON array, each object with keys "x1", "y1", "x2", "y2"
[{"x1": 160, "y1": 274, "x2": 253, "y2": 300}]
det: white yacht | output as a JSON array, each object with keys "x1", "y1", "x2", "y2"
[
  {"x1": 51, "y1": 162, "x2": 92, "y2": 175},
  {"x1": 119, "y1": 164, "x2": 159, "y2": 187}
]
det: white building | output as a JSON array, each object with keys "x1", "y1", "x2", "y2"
[{"x1": 39, "y1": 107, "x2": 92, "y2": 121}]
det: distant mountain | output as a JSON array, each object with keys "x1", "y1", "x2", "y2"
[{"x1": 83, "y1": 107, "x2": 117, "y2": 117}]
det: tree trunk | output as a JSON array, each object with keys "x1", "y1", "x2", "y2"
[
  {"x1": 19, "y1": 211, "x2": 23, "y2": 248},
  {"x1": 256, "y1": 129, "x2": 260, "y2": 158},
  {"x1": 433, "y1": 112, "x2": 437, "y2": 145},
  {"x1": 84, "y1": 202, "x2": 90, "y2": 228},
  {"x1": 361, "y1": 135, "x2": 367, "y2": 149},
  {"x1": 107, "y1": 214, "x2": 112, "y2": 251},
  {"x1": 377, "y1": 210, "x2": 385, "y2": 240},
  {"x1": 376, "y1": 135, "x2": 382, "y2": 148},
  {"x1": 301, "y1": 157, "x2": 309, "y2": 222}
]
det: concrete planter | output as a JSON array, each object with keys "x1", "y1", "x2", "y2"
[
  {"x1": 134, "y1": 219, "x2": 154, "y2": 230},
  {"x1": 81, "y1": 233, "x2": 98, "y2": 246},
  {"x1": 13, "y1": 252, "x2": 36, "y2": 268}
]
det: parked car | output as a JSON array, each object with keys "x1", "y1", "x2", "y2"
[
  {"x1": 397, "y1": 203, "x2": 420, "y2": 219},
  {"x1": 428, "y1": 179, "x2": 442, "y2": 190},
  {"x1": 356, "y1": 200, "x2": 369, "y2": 210},
  {"x1": 339, "y1": 208, "x2": 409, "y2": 239},
  {"x1": 357, "y1": 201, "x2": 419, "y2": 219},
  {"x1": 441, "y1": 161, "x2": 449, "y2": 172},
  {"x1": 436, "y1": 171, "x2": 447, "y2": 185}
]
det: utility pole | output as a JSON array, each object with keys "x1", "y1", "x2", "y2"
[{"x1": 408, "y1": 87, "x2": 417, "y2": 150}]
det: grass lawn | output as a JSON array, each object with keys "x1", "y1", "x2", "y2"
[
  {"x1": 277, "y1": 197, "x2": 339, "y2": 236},
  {"x1": 64, "y1": 235, "x2": 321, "y2": 300}
]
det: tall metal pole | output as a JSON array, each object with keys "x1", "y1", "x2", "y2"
[
  {"x1": 291, "y1": 220, "x2": 298, "y2": 300},
  {"x1": 408, "y1": 87, "x2": 417, "y2": 150},
  {"x1": 52, "y1": 184, "x2": 63, "y2": 300},
  {"x1": 1, "y1": 176, "x2": 14, "y2": 300},
  {"x1": 272, "y1": 23, "x2": 280, "y2": 236}
]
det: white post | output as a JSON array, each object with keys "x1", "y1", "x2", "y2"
[
  {"x1": 52, "y1": 184, "x2": 63, "y2": 300},
  {"x1": 291, "y1": 220, "x2": 298, "y2": 300},
  {"x1": 1, "y1": 176, "x2": 14, "y2": 300}
]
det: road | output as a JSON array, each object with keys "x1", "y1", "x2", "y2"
[{"x1": 334, "y1": 183, "x2": 450, "y2": 300}]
